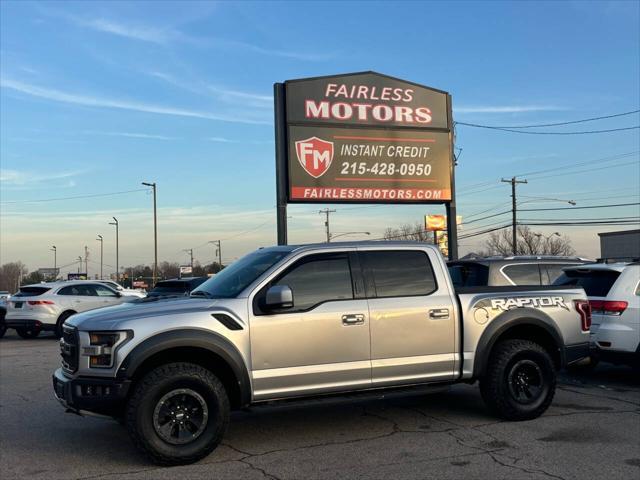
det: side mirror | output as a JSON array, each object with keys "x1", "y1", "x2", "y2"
[
  {"x1": 116, "y1": 292, "x2": 122, "y2": 298},
  {"x1": 265, "y1": 285, "x2": 293, "y2": 310}
]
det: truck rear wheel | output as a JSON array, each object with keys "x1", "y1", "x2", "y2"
[
  {"x1": 480, "y1": 339, "x2": 556, "y2": 421},
  {"x1": 125, "y1": 362, "x2": 230, "y2": 465}
]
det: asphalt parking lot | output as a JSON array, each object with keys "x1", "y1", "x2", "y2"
[{"x1": 1, "y1": 330, "x2": 639, "y2": 480}]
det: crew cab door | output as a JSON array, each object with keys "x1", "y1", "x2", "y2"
[
  {"x1": 360, "y1": 248, "x2": 457, "y2": 386},
  {"x1": 249, "y1": 251, "x2": 371, "y2": 400}
]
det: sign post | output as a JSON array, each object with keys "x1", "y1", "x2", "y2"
[{"x1": 274, "y1": 71, "x2": 458, "y2": 259}]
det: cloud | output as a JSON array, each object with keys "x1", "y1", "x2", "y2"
[
  {"x1": 0, "y1": 168, "x2": 86, "y2": 188},
  {"x1": 73, "y1": 17, "x2": 172, "y2": 44},
  {"x1": 207, "y1": 137, "x2": 234, "y2": 143},
  {"x1": 43, "y1": 7, "x2": 333, "y2": 61},
  {"x1": 146, "y1": 70, "x2": 272, "y2": 108},
  {"x1": 0, "y1": 77, "x2": 271, "y2": 125},
  {"x1": 82, "y1": 131, "x2": 176, "y2": 140},
  {"x1": 454, "y1": 105, "x2": 565, "y2": 114}
]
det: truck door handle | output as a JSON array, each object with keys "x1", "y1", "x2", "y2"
[
  {"x1": 342, "y1": 314, "x2": 365, "y2": 326},
  {"x1": 429, "y1": 309, "x2": 450, "y2": 320}
]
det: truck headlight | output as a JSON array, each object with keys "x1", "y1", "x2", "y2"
[{"x1": 82, "y1": 331, "x2": 130, "y2": 368}]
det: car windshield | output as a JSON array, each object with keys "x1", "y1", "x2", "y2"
[{"x1": 192, "y1": 249, "x2": 291, "y2": 299}]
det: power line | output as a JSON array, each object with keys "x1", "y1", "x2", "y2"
[
  {"x1": 455, "y1": 109, "x2": 639, "y2": 129},
  {"x1": 456, "y1": 123, "x2": 639, "y2": 135},
  {"x1": 459, "y1": 224, "x2": 512, "y2": 239},
  {"x1": 461, "y1": 210, "x2": 511, "y2": 225},
  {"x1": 519, "y1": 202, "x2": 640, "y2": 212},
  {"x1": 515, "y1": 151, "x2": 638, "y2": 178},
  {"x1": 1, "y1": 188, "x2": 150, "y2": 204}
]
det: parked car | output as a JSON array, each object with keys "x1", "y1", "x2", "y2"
[
  {"x1": 54, "y1": 242, "x2": 590, "y2": 465},
  {"x1": 448, "y1": 256, "x2": 591, "y2": 287},
  {"x1": 554, "y1": 262, "x2": 640, "y2": 368},
  {"x1": 144, "y1": 277, "x2": 208, "y2": 299},
  {"x1": 0, "y1": 296, "x2": 7, "y2": 339},
  {"x1": 97, "y1": 280, "x2": 146, "y2": 298},
  {"x1": 5, "y1": 281, "x2": 132, "y2": 339}
]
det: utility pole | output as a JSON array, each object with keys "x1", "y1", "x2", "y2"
[
  {"x1": 319, "y1": 208, "x2": 336, "y2": 242},
  {"x1": 501, "y1": 177, "x2": 528, "y2": 255},
  {"x1": 77, "y1": 256, "x2": 82, "y2": 274},
  {"x1": 96, "y1": 235, "x2": 103, "y2": 279},
  {"x1": 142, "y1": 182, "x2": 158, "y2": 286},
  {"x1": 109, "y1": 217, "x2": 119, "y2": 283},
  {"x1": 51, "y1": 245, "x2": 57, "y2": 271},
  {"x1": 184, "y1": 249, "x2": 194, "y2": 271},
  {"x1": 84, "y1": 246, "x2": 89, "y2": 278},
  {"x1": 209, "y1": 240, "x2": 222, "y2": 270}
]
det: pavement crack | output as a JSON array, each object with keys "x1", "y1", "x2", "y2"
[
  {"x1": 238, "y1": 457, "x2": 283, "y2": 480},
  {"x1": 488, "y1": 451, "x2": 568, "y2": 480},
  {"x1": 557, "y1": 386, "x2": 640, "y2": 407}
]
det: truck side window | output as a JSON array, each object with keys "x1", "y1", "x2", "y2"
[
  {"x1": 502, "y1": 264, "x2": 541, "y2": 285},
  {"x1": 272, "y1": 253, "x2": 354, "y2": 312},
  {"x1": 363, "y1": 250, "x2": 436, "y2": 297}
]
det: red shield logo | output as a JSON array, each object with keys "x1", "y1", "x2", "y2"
[{"x1": 295, "y1": 137, "x2": 334, "y2": 178}]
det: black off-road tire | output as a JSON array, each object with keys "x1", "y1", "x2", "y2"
[
  {"x1": 16, "y1": 327, "x2": 41, "y2": 339},
  {"x1": 54, "y1": 311, "x2": 75, "y2": 339},
  {"x1": 480, "y1": 339, "x2": 556, "y2": 421},
  {"x1": 125, "y1": 362, "x2": 230, "y2": 466},
  {"x1": 0, "y1": 322, "x2": 6, "y2": 339}
]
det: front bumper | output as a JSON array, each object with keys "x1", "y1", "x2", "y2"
[
  {"x1": 52, "y1": 368, "x2": 130, "y2": 417},
  {"x1": 564, "y1": 342, "x2": 591, "y2": 366}
]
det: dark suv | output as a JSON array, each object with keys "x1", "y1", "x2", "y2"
[
  {"x1": 448, "y1": 256, "x2": 591, "y2": 287},
  {"x1": 145, "y1": 277, "x2": 209, "y2": 299}
]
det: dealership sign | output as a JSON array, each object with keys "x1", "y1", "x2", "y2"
[
  {"x1": 282, "y1": 72, "x2": 453, "y2": 203},
  {"x1": 274, "y1": 71, "x2": 458, "y2": 258}
]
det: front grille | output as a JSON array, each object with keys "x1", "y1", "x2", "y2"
[{"x1": 60, "y1": 325, "x2": 79, "y2": 374}]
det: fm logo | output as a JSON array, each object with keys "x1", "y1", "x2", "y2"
[{"x1": 295, "y1": 137, "x2": 334, "y2": 178}]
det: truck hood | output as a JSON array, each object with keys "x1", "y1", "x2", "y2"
[{"x1": 66, "y1": 297, "x2": 220, "y2": 331}]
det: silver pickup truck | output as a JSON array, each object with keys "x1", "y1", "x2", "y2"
[{"x1": 53, "y1": 242, "x2": 591, "y2": 465}]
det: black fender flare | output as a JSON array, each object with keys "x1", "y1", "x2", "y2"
[
  {"x1": 472, "y1": 308, "x2": 565, "y2": 378},
  {"x1": 117, "y1": 328, "x2": 251, "y2": 406}
]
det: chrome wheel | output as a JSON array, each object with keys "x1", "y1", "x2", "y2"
[{"x1": 153, "y1": 388, "x2": 209, "y2": 445}]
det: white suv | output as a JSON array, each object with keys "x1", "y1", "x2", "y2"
[
  {"x1": 5, "y1": 281, "x2": 132, "y2": 339},
  {"x1": 97, "y1": 280, "x2": 146, "y2": 298},
  {"x1": 555, "y1": 263, "x2": 640, "y2": 368}
]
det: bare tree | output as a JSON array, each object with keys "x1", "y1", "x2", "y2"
[
  {"x1": 485, "y1": 226, "x2": 575, "y2": 256},
  {"x1": 0, "y1": 262, "x2": 28, "y2": 293},
  {"x1": 159, "y1": 261, "x2": 180, "y2": 279},
  {"x1": 383, "y1": 222, "x2": 434, "y2": 242}
]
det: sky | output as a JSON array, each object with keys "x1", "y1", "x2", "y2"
[{"x1": 1, "y1": 0, "x2": 639, "y2": 277}]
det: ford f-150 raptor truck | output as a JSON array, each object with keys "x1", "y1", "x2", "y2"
[{"x1": 53, "y1": 242, "x2": 591, "y2": 465}]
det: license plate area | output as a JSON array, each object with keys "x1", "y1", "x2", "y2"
[{"x1": 13, "y1": 301, "x2": 23, "y2": 309}]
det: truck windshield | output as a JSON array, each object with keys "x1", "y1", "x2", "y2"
[{"x1": 191, "y1": 249, "x2": 291, "y2": 299}]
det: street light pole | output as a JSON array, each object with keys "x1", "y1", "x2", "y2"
[
  {"x1": 109, "y1": 217, "x2": 119, "y2": 283},
  {"x1": 51, "y1": 245, "x2": 57, "y2": 271},
  {"x1": 96, "y1": 235, "x2": 103, "y2": 279},
  {"x1": 319, "y1": 208, "x2": 336, "y2": 242},
  {"x1": 142, "y1": 182, "x2": 158, "y2": 286},
  {"x1": 208, "y1": 240, "x2": 222, "y2": 269},
  {"x1": 183, "y1": 249, "x2": 194, "y2": 271}
]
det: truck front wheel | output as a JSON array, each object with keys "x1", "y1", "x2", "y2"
[
  {"x1": 125, "y1": 362, "x2": 230, "y2": 465},
  {"x1": 480, "y1": 339, "x2": 556, "y2": 421}
]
